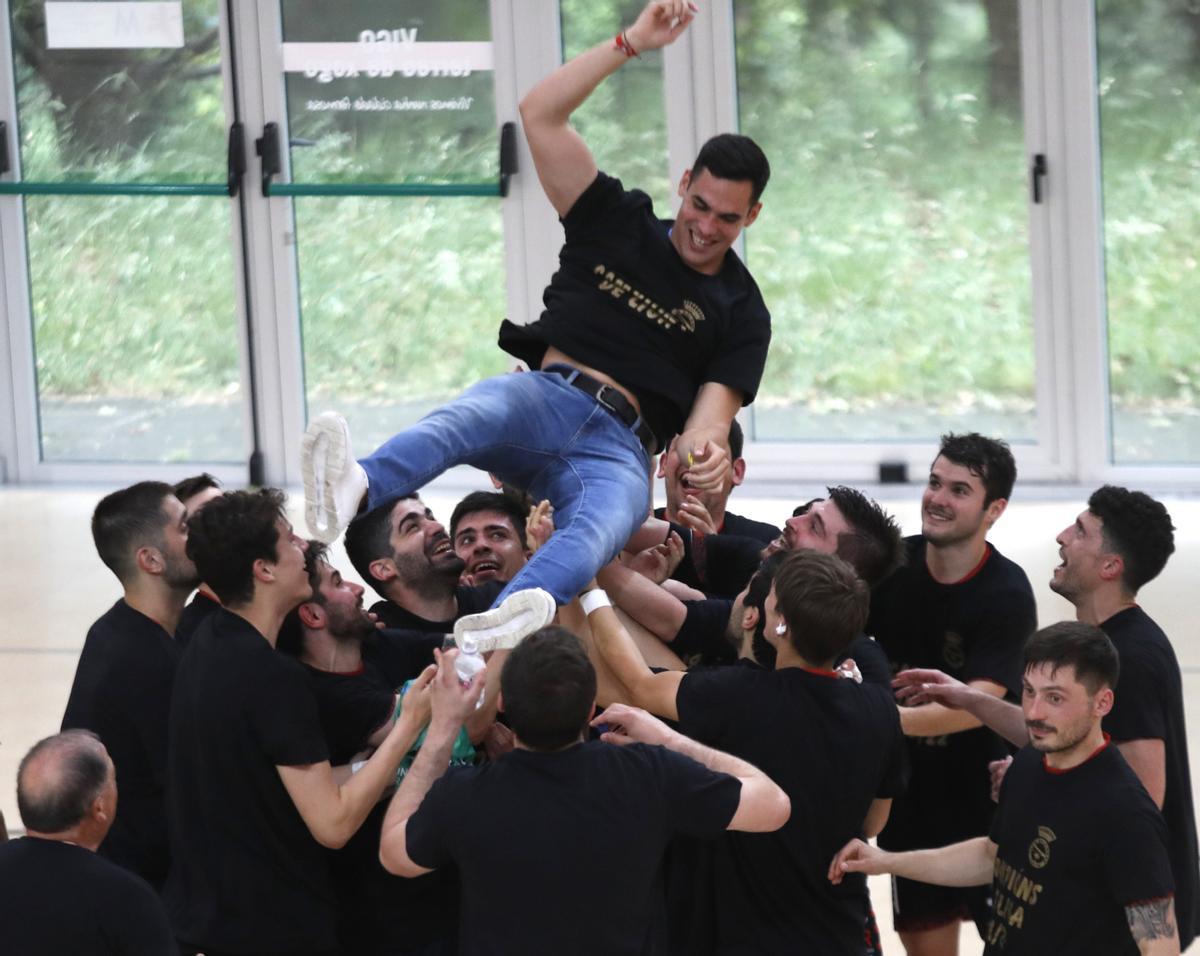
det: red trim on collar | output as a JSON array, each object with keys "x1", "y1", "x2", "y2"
[
  {"x1": 800, "y1": 665, "x2": 842, "y2": 679},
  {"x1": 329, "y1": 664, "x2": 366, "y2": 677},
  {"x1": 1043, "y1": 732, "x2": 1111, "y2": 774},
  {"x1": 954, "y1": 543, "x2": 993, "y2": 585}
]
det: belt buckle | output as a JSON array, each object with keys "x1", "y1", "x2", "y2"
[{"x1": 594, "y1": 383, "x2": 619, "y2": 415}]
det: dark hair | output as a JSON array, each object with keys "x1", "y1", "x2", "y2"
[
  {"x1": 17, "y1": 730, "x2": 109, "y2": 833},
  {"x1": 1087, "y1": 486, "x2": 1175, "y2": 594},
  {"x1": 727, "y1": 419, "x2": 744, "y2": 460},
  {"x1": 936, "y1": 432, "x2": 1017, "y2": 505},
  {"x1": 826, "y1": 486, "x2": 905, "y2": 588},
  {"x1": 691, "y1": 133, "x2": 770, "y2": 205},
  {"x1": 186, "y1": 488, "x2": 287, "y2": 606},
  {"x1": 450, "y1": 491, "x2": 529, "y2": 549},
  {"x1": 744, "y1": 551, "x2": 788, "y2": 668},
  {"x1": 173, "y1": 472, "x2": 221, "y2": 503},
  {"x1": 1024, "y1": 621, "x2": 1119, "y2": 696},
  {"x1": 344, "y1": 495, "x2": 417, "y2": 586},
  {"x1": 501, "y1": 626, "x2": 596, "y2": 751},
  {"x1": 773, "y1": 550, "x2": 870, "y2": 666},
  {"x1": 91, "y1": 482, "x2": 175, "y2": 583},
  {"x1": 277, "y1": 540, "x2": 330, "y2": 657}
]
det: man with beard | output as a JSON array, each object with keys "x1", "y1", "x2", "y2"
[
  {"x1": 450, "y1": 491, "x2": 531, "y2": 587},
  {"x1": 893, "y1": 486, "x2": 1199, "y2": 951},
  {"x1": 345, "y1": 495, "x2": 503, "y2": 632},
  {"x1": 172, "y1": 473, "x2": 224, "y2": 647},
  {"x1": 867, "y1": 433, "x2": 1036, "y2": 956},
  {"x1": 61, "y1": 481, "x2": 200, "y2": 890},
  {"x1": 832, "y1": 622, "x2": 1179, "y2": 956},
  {"x1": 278, "y1": 541, "x2": 465, "y2": 956}
]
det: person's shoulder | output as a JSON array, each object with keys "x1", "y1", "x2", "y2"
[
  {"x1": 978, "y1": 543, "x2": 1035, "y2": 592},
  {"x1": 564, "y1": 170, "x2": 652, "y2": 225},
  {"x1": 1104, "y1": 607, "x2": 1175, "y2": 658}
]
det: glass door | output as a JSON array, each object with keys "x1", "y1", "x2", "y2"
[{"x1": 1, "y1": 0, "x2": 245, "y2": 466}]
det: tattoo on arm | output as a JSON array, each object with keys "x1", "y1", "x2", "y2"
[{"x1": 1125, "y1": 898, "x2": 1176, "y2": 942}]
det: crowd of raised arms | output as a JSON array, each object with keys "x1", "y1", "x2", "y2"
[{"x1": 1, "y1": 3, "x2": 1194, "y2": 955}]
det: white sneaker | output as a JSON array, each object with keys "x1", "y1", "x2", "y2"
[
  {"x1": 453, "y1": 588, "x2": 558, "y2": 653},
  {"x1": 301, "y1": 412, "x2": 369, "y2": 543}
]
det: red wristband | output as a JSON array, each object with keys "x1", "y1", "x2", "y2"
[{"x1": 614, "y1": 30, "x2": 640, "y2": 58}]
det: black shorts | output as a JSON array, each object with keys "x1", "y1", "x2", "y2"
[{"x1": 891, "y1": 875, "x2": 992, "y2": 935}]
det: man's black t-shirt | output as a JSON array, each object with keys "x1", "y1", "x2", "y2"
[
  {"x1": 499, "y1": 171, "x2": 771, "y2": 443},
  {"x1": 369, "y1": 581, "x2": 502, "y2": 633},
  {"x1": 0, "y1": 837, "x2": 175, "y2": 955},
  {"x1": 1101, "y1": 606, "x2": 1199, "y2": 949},
  {"x1": 653, "y1": 505, "x2": 780, "y2": 546},
  {"x1": 406, "y1": 740, "x2": 740, "y2": 955},
  {"x1": 61, "y1": 598, "x2": 178, "y2": 889},
  {"x1": 869, "y1": 537, "x2": 1036, "y2": 850},
  {"x1": 676, "y1": 665, "x2": 907, "y2": 952},
  {"x1": 985, "y1": 742, "x2": 1174, "y2": 954},
  {"x1": 674, "y1": 597, "x2": 737, "y2": 665},
  {"x1": 362, "y1": 627, "x2": 443, "y2": 689},
  {"x1": 174, "y1": 591, "x2": 220, "y2": 648},
  {"x1": 670, "y1": 526, "x2": 764, "y2": 598},
  {"x1": 164, "y1": 608, "x2": 336, "y2": 953},
  {"x1": 300, "y1": 660, "x2": 394, "y2": 765}
]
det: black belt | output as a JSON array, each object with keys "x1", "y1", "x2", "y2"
[{"x1": 545, "y1": 364, "x2": 657, "y2": 454}]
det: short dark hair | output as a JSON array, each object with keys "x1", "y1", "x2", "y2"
[
  {"x1": 1087, "y1": 486, "x2": 1175, "y2": 594},
  {"x1": 774, "y1": 550, "x2": 870, "y2": 666},
  {"x1": 744, "y1": 551, "x2": 788, "y2": 668},
  {"x1": 826, "y1": 486, "x2": 905, "y2": 588},
  {"x1": 450, "y1": 491, "x2": 529, "y2": 549},
  {"x1": 691, "y1": 133, "x2": 771, "y2": 205},
  {"x1": 91, "y1": 482, "x2": 175, "y2": 584},
  {"x1": 17, "y1": 730, "x2": 109, "y2": 833},
  {"x1": 727, "y1": 419, "x2": 744, "y2": 460},
  {"x1": 1024, "y1": 621, "x2": 1119, "y2": 696},
  {"x1": 172, "y1": 472, "x2": 220, "y2": 503},
  {"x1": 500, "y1": 626, "x2": 596, "y2": 751},
  {"x1": 936, "y1": 432, "x2": 1017, "y2": 505},
  {"x1": 277, "y1": 539, "x2": 330, "y2": 656},
  {"x1": 186, "y1": 488, "x2": 287, "y2": 606},
  {"x1": 344, "y1": 495, "x2": 417, "y2": 586}
]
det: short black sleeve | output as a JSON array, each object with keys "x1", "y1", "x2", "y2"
[
  {"x1": 1104, "y1": 640, "x2": 1168, "y2": 743},
  {"x1": 676, "y1": 667, "x2": 741, "y2": 744},
  {"x1": 247, "y1": 655, "x2": 329, "y2": 767},
  {"x1": 404, "y1": 768, "x2": 465, "y2": 872},
  {"x1": 694, "y1": 533, "x2": 764, "y2": 598},
  {"x1": 561, "y1": 171, "x2": 648, "y2": 239},
  {"x1": 1102, "y1": 802, "x2": 1176, "y2": 906},
  {"x1": 674, "y1": 598, "x2": 736, "y2": 664}
]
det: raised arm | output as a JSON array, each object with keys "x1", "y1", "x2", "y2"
[
  {"x1": 675, "y1": 382, "x2": 743, "y2": 493},
  {"x1": 593, "y1": 702, "x2": 789, "y2": 832},
  {"x1": 828, "y1": 835, "x2": 996, "y2": 888},
  {"x1": 586, "y1": 592, "x2": 684, "y2": 720},
  {"x1": 597, "y1": 559, "x2": 687, "y2": 642},
  {"x1": 519, "y1": 1, "x2": 697, "y2": 217},
  {"x1": 278, "y1": 665, "x2": 435, "y2": 849},
  {"x1": 893, "y1": 668, "x2": 1027, "y2": 746}
]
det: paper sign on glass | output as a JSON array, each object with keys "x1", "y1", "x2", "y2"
[{"x1": 45, "y1": 2, "x2": 184, "y2": 50}]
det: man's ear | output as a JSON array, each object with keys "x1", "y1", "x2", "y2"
[
  {"x1": 741, "y1": 605, "x2": 759, "y2": 633},
  {"x1": 369, "y1": 558, "x2": 397, "y2": 585},
  {"x1": 135, "y1": 546, "x2": 163, "y2": 576},
  {"x1": 1099, "y1": 553, "x2": 1125, "y2": 585},
  {"x1": 743, "y1": 201, "x2": 761, "y2": 228},
  {"x1": 297, "y1": 601, "x2": 324, "y2": 630},
  {"x1": 984, "y1": 497, "x2": 1008, "y2": 528},
  {"x1": 252, "y1": 557, "x2": 274, "y2": 585},
  {"x1": 730, "y1": 457, "x2": 747, "y2": 488},
  {"x1": 1095, "y1": 686, "x2": 1115, "y2": 719},
  {"x1": 677, "y1": 168, "x2": 692, "y2": 198}
]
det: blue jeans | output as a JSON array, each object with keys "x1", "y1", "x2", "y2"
[{"x1": 359, "y1": 370, "x2": 652, "y2": 606}]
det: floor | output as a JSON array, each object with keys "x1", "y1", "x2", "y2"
[{"x1": 4, "y1": 476, "x2": 1200, "y2": 954}]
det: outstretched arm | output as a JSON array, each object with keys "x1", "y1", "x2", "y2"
[
  {"x1": 597, "y1": 559, "x2": 687, "y2": 642},
  {"x1": 520, "y1": 1, "x2": 697, "y2": 217},
  {"x1": 828, "y1": 835, "x2": 996, "y2": 888},
  {"x1": 587, "y1": 592, "x2": 684, "y2": 720},
  {"x1": 893, "y1": 668, "x2": 1027, "y2": 746}
]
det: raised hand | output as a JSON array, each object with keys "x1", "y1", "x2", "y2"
[{"x1": 625, "y1": 1, "x2": 700, "y2": 54}]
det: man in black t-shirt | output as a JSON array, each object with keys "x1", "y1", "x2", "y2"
[
  {"x1": 378, "y1": 627, "x2": 788, "y2": 956},
  {"x1": 302, "y1": 2, "x2": 770, "y2": 619},
  {"x1": 655, "y1": 419, "x2": 779, "y2": 545},
  {"x1": 345, "y1": 494, "x2": 503, "y2": 633},
  {"x1": 171, "y1": 472, "x2": 225, "y2": 647},
  {"x1": 591, "y1": 549, "x2": 908, "y2": 953},
  {"x1": 61, "y1": 481, "x2": 200, "y2": 890},
  {"x1": 834, "y1": 622, "x2": 1179, "y2": 955},
  {"x1": 868, "y1": 433, "x2": 1036, "y2": 952},
  {"x1": 0, "y1": 730, "x2": 175, "y2": 955},
  {"x1": 450, "y1": 489, "x2": 533, "y2": 587},
  {"x1": 165, "y1": 489, "x2": 438, "y2": 956}
]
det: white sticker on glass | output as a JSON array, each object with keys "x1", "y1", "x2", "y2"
[{"x1": 45, "y1": 2, "x2": 184, "y2": 50}]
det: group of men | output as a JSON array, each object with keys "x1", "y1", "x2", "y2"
[{"x1": 2, "y1": 2, "x2": 1197, "y2": 954}]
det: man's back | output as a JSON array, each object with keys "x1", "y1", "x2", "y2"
[
  {"x1": 676, "y1": 665, "x2": 907, "y2": 952},
  {"x1": 0, "y1": 836, "x2": 174, "y2": 955},
  {"x1": 404, "y1": 740, "x2": 740, "y2": 956},
  {"x1": 61, "y1": 598, "x2": 178, "y2": 887},
  {"x1": 1102, "y1": 606, "x2": 1200, "y2": 948}
]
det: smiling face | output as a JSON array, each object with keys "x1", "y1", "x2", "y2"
[
  {"x1": 921, "y1": 455, "x2": 998, "y2": 546},
  {"x1": 765, "y1": 498, "x2": 851, "y2": 558},
  {"x1": 269, "y1": 516, "x2": 312, "y2": 606},
  {"x1": 1022, "y1": 661, "x2": 1109, "y2": 758},
  {"x1": 659, "y1": 435, "x2": 741, "y2": 521},
  {"x1": 1050, "y1": 509, "x2": 1111, "y2": 604},
  {"x1": 453, "y1": 509, "x2": 526, "y2": 584},
  {"x1": 313, "y1": 559, "x2": 374, "y2": 640},
  {"x1": 670, "y1": 168, "x2": 760, "y2": 275},
  {"x1": 387, "y1": 498, "x2": 464, "y2": 584}
]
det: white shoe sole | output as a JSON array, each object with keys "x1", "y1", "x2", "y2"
[
  {"x1": 453, "y1": 588, "x2": 558, "y2": 653},
  {"x1": 302, "y1": 412, "x2": 354, "y2": 543}
]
